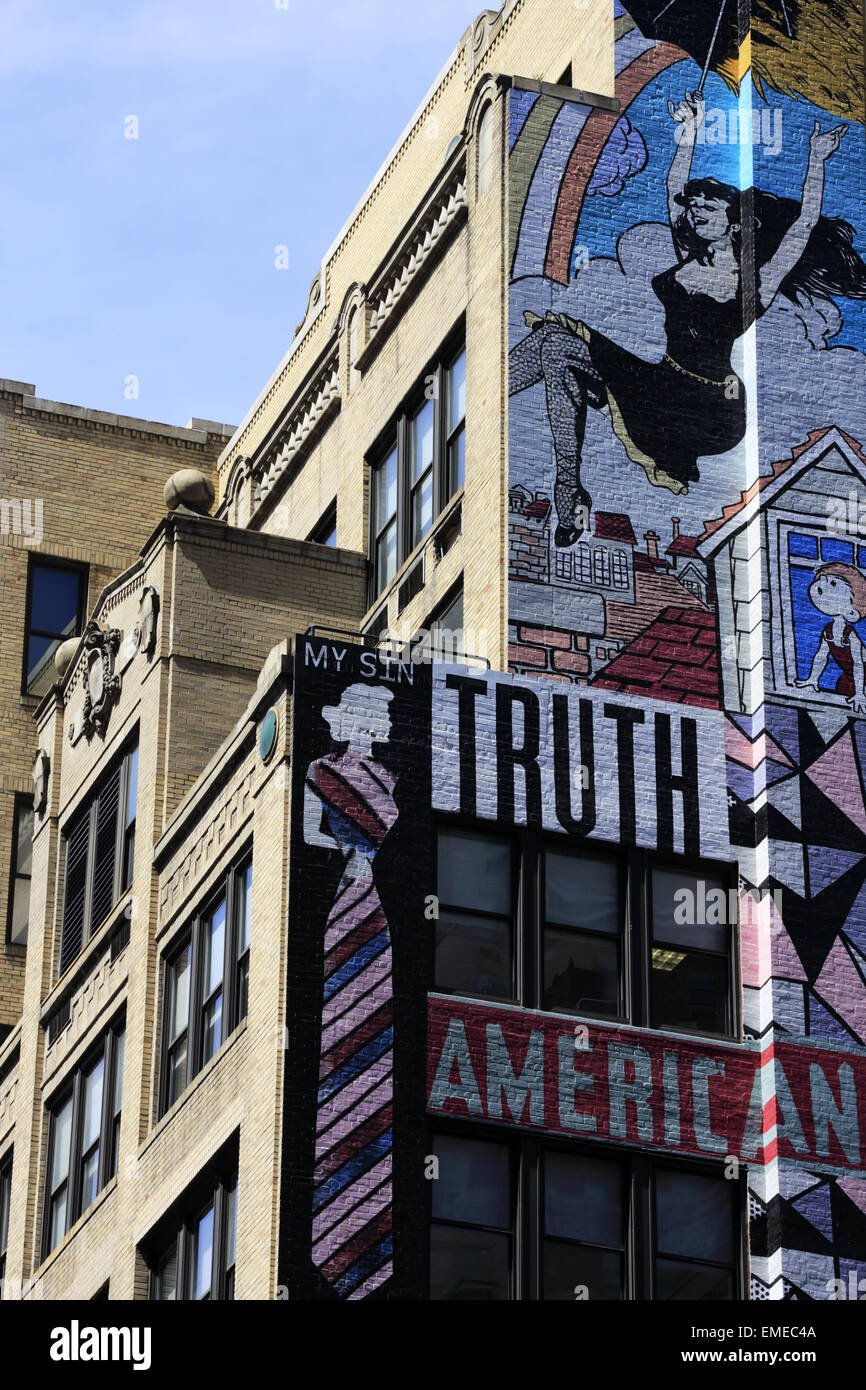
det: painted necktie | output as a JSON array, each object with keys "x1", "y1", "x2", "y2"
[{"x1": 307, "y1": 752, "x2": 398, "y2": 1299}]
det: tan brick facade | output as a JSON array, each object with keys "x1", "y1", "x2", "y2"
[{"x1": 0, "y1": 0, "x2": 613, "y2": 1300}]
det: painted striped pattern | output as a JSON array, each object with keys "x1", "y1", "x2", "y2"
[{"x1": 306, "y1": 751, "x2": 398, "y2": 1299}]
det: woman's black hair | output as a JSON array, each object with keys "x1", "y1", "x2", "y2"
[
  {"x1": 753, "y1": 189, "x2": 866, "y2": 302},
  {"x1": 672, "y1": 177, "x2": 866, "y2": 302},
  {"x1": 673, "y1": 178, "x2": 742, "y2": 263}
]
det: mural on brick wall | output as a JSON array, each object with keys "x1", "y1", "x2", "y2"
[
  {"x1": 507, "y1": 0, "x2": 866, "y2": 1299},
  {"x1": 507, "y1": 1, "x2": 866, "y2": 707},
  {"x1": 283, "y1": 638, "x2": 431, "y2": 1301}
]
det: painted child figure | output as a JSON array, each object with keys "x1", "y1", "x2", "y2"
[{"x1": 795, "y1": 562, "x2": 866, "y2": 713}]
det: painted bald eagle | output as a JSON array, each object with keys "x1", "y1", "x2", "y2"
[{"x1": 622, "y1": 0, "x2": 864, "y2": 120}]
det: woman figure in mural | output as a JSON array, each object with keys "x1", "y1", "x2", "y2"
[
  {"x1": 509, "y1": 91, "x2": 862, "y2": 549},
  {"x1": 794, "y1": 563, "x2": 866, "y2": 713},
  {"x1": 302, "y1": 682, "x2": 398, "y2": 1300}
]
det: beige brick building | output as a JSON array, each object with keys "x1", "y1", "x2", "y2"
[{"x1": 0, "y1": 0, "x2": 617, "y2": 1300}]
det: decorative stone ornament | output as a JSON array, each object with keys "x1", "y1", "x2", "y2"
[
  {"x1": 69, "y1": 620, "x2": 122, "y2": 743},
  {"x1": 32, "y1": 748, "x2": 50, "y2": 817},
  {"x1": 136, "y1": 585, "x2": 160, "y2": 656},
  {"x1": 54, "y1": 636, "x2": 80, "y2": 681},
  {"x1": 118, "y1": 586, "x2": 160, "y2": 672},
  {"x1": 258, "y1": 707, "x2": 279, "y2": 764},
  {"x1": 163, "y1": 468, "x2": 214, "y2": 515}
]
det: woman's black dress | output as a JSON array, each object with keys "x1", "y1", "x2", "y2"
[{"x1": 584, "y1": 265, "x2": 751, "y2": 486}]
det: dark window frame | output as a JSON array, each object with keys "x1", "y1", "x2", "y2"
[
  {"x1": 145, "y1": 1155, "x2": 238, "y2": 1301},
  {"x1": 307, "y1": 499, "x2": 338, "y2": 547},
  {"x1": 428, "y1": 1126, "x2": 747, "y2": 1301},
  {"x1": 434, "y1": 820, "x2": 740, "y2": 1041},
  {"x1": 159, "y1": 851, "x2": 252, "y2": 1117},
  {"x1": 41, "y1": 1016, "x2": 125, "y2": 1260},
  {"x1": 6, "y1": 793, "x2": 34, "y2": 947},
  {"x1": 58, "y1": 735, "x2": 139, "y2": 978},
  {"x1": 22, "y1": 554, "x2": 89, "y2": 697},
  {"x1": 368, "y1": 325, "x2": 466, "y2": 601}
]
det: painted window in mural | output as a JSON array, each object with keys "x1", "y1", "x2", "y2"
[
  {"x1": 785, "y1": 527, "x2": 866, "y2": 708},
  {"x1": 429, "y1": 1132, "x2": 742, "y2": 1300}
]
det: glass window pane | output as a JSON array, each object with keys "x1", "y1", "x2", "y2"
[
  {"x1": 432, "y1": 1135, "x2": 510, "y2": 1227},
  {"x1": 157, "y1": 1241, "x2": 178, "y2": 1301},
  {"x1": 10, "y1": 877, "x2": 30, "y2": 945},
  {"x1": 544, "y1": 928, "x2": 619, "y2": 1017},
  {"x1": 168, "y1": 946, "x2": 191, "y2": 1042},
  {"x1": 375, "y1": 448, "x2": 397, "y2": 531},
  {"x1": 656, "y1": 1169, "x2": 734, "y2": 1264},
  {"x1": 168, "y1": 1038, "x2": 187, "y2": 1106},
  {"x1": 656, "y1": 1258, "x2": 734, "y2": 1300},
  {"x1": 447, "y1": 427, "x2": 465, "y2": 494},
  {"x1": 447, "y1": 350, "x2": 466, "y2": 433},
  {"x1": 237, "y1": 960, "x2": 249, "y2": 1022},
  {"x1": 435, "y1": 590, "x2": 463, "y2": 641},
  {"x1": 80, "y1": 1148, "x2": 100, "y2": 1210},
  {"x1": 15, "y1": 805, "x2": 33, "y2": 876},
  {"x1": 51, "y1": 1096, "x2": 74, "y2": 1190},
  {"x1": 376, "y1": 519, "x2": 397, "y2": 592},
  {"x1": 543, "y1": 1241, "x2": 622, "y2": 1301},
  {"x1": 193, "y1": 1204, "x2": 215, "y2": 1299},
  {"x1": 545, "y1": 852, "x2": 619, "y2": 934},
  {"x1": 544, "y1": 1152, "x2": 623, "y2": 1246},
  {"x1": 204, "y1": 901, "x2": 226, "y2": 998},
  {"x1": 238, "y1": 864, "x2": 252, "y2": 955},
  {"x1": 651, "y1": 950, "x2": 729, "y2": 1034},
  {"x1": 435, "y1": 910, "x2": 512, "y2": 999},
  {"x1": 126, "y1": 746, "x2": 139, "y2": 826},
  {"x1": 26, "y1": 634, "x2": 57, "y2": 693},
  {"x1": 203, "y1": 993, "x2": 223, "y2": 1063},
  {"x1": 437, "y1": 831, "x2": 511, "y2": 916},
  {"x1": 410, "y1": 398, "x2": 434, "y2": 483},
  {"x1": 224, "y1": 1182, "x2": 237, "y2": 1272},
  {"x1": 30, "y1": 566, "x2": 82, "y2": 635},
  {"x1": 82, "y1": 1057, "x2": 104, "y2": 1151},
  {"x1": 652, "y1": 868, "x2": 729, "y2": 953},
  {"x1": 113, "y1": 1030, "x2": 125, "y2": 1114},
  {"x1": 430, "y1": 1225, "x2": 510, "y2": 1300},
  {"x1": 411, "y1": 469, "x2": 434, "y2": 547},
  {"x1": 49, "y1": 1191, "x2": 67, "y2": 1249}
]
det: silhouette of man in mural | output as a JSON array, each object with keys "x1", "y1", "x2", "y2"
[{"x1": 509, "y1": 92, "x2": 864, "y2": 549}]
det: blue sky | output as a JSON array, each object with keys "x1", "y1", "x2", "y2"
[{"x1": 0, "y1": 0, "x2": 480, "y2": 427}]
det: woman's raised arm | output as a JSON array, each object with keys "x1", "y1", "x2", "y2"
[
  {"x1": 667, "y1": 91, "x2": 704, "y2": 239},
  {"x1": 759, "y1": 122, "x2": 848, "y2": 308}
]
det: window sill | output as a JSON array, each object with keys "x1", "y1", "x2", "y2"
[
  {"x1": 144, "y1": 1018, "x2": 249, "y2": 1153},
  {"x1": 4, "y1": 941, "x2": 27, "y2": 958},
  {"x1": 426, "y1": 992, "x2": 747, "y2": 1049},
  {"x1": 34, "y1": 1176, "x2": 118, "y2": 1284},
  {"x1": 41, "y1": 892, "x2": 132, "y2": 1025}
]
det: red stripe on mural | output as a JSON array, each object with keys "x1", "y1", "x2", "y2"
[
  {"x1": 320, "y1": 1002, "x2": 394, "y2": 1081},
  {"x1": 324, "y1": 908, "x2": 389, "y2": 978},
  {"x1": 314, "y1": 1104, "x2": 393, "y2": 1182},
  {"x1": 320, "y1": 1205, "x2": 393, "y2": 1283},
  {"x1": 544, "y1": 42, "x2": 686, "y2": 284}
]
